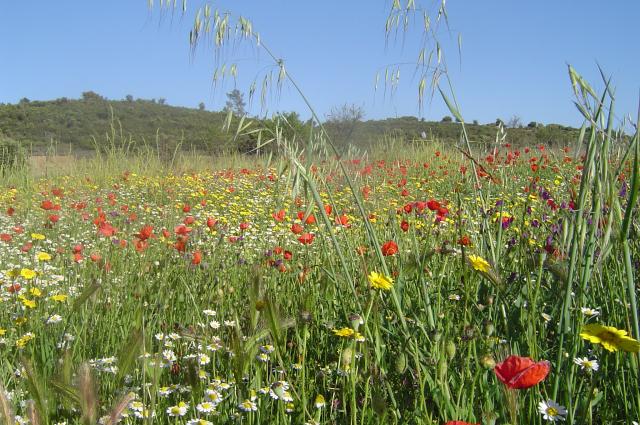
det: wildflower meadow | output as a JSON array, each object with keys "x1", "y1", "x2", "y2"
[{"x1": 1, "y1": 2, "x2": 639, "y2": 425}]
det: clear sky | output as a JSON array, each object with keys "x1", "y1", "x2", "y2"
[{"x1": 1, "y1": 1, "x2": 638, "y2": 126}]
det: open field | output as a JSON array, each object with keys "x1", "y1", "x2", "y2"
[{"x1": 1, "y1": 117, "x2": 640, "y2": 425}]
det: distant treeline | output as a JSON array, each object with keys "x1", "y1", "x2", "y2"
[{"x1": 0, "y1": 92, "x2": 581, "y2": 155}]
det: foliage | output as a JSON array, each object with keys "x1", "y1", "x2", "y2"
[
  {"x1": 0, "y1": 96, "x2": 582, "y2": 155},
  {"x1": 0, "y1": 95, "x2": 232, "y2": 154}
]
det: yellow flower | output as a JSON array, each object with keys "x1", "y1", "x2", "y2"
[
  {"x1": 49, "y1": 294, "x2": 68, "y2": 302},
  {"x1": 31, "y1": 233, "x2": 46, "y2": 240},
  {"x1": 36, "y1": 252, "x2": 52, "y2": 261},
  {"x1": 20, "y1": 268, "x2": 37, "y2": 280},
  {"x1": 367, "y1": 271, "x2": 394, "y2": 291},
  {"x1": 332, "y1": 327, "x2": 364, "y2": 342},
  {"x1": 332, "y1": 327, "x2": 355, "y2": 338},
  {"x1": 16, "y1": 332, "x2": 35, "y2": 349},
  {"x1": 580, "y1": 324, "x2": 640, "y2": 353},
  {"x1": 314, "y1": 394, "x2": 326, "y2": 409},
  {"x1": 20, "y1": 297, "x2": 37, "y2": 309},
  {"x1": 468, "y1": 255, "x2": 491, "y2": 273}
]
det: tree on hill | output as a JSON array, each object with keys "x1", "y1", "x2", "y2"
[
  {"x1": 224, "y1": 89, "x2": 246, "y2": 116},
  {"x1": 82, "y1": 91, "x2": 105, "y2": 102},
  {"x1": 325, "y1": 103, "x2": 365, "y2": 147},
  {"x1": 507, "y1": 115, "x2": 523, "y2": 128}
]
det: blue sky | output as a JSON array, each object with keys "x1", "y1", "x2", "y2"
[{"x1": 1, "y1": 1, "x2": 638, "y2": 126}]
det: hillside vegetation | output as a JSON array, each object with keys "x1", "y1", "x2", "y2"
[{"x1": 0, "y1": 93, "x2": 580, "y2": 155}]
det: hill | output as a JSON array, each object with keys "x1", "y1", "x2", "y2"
[
  {"x1": 0, "y1": 94, "x2": 581, "y2": 155},
  {"x1": 0, "y1": 93, "x2": 229, "y2": 155}
]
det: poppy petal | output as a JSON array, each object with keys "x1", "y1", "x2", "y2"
[
  {"x1": 509, "y1": 361, "x2": 550, "y2": 389},
  {"x1": 494, "y1": 355, "x2": 534, "y2": 386}
]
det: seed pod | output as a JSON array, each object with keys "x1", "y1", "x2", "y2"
[
  {"x1": 341, "y1": 348, "x2": 353, "y2": 370},
  {"x1": 480, "y1": 354, "x2": 496, "y2": 369},
  {"x1": 484, "y1": 321, "x2": 495, "y2": 337},
  {"x1": 395, "y1": 352, "x2": 407, "y2": 374},
  {"x1": 445, "y1": 340, "x2": 456, "y2": 360}
]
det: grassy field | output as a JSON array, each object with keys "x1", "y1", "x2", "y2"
[{"x1": 1, "y1": 100, "x2": 639, "y2": 425}]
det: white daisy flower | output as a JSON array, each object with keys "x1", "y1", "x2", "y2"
[
  {"x1": 166, "y1": 401, "x2": 189, "y2": 417},
  {"x1": 538, "y1": 399, "x2": 567, "y2": 422},
  {"x1": 573, "y1": 357, "x2": 599, "y2": 372}
]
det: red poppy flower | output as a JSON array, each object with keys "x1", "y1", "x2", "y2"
[
  {"x1": 297, "y1": 233, "x2": 315, "y2": 245},
  {"x1": 191, "y1": 250, "x2": 202, "y2": 265},
  {"x1": 427, "y1": 200, "x2": 440, "y2": 211},
  {"x1": 335, "y1": 214, "x2": 350, "y2": 227},
  {"x1": 381, "y1": 240, "x2": 398, "y2": 256},
  {"x1": 272, "y1": 210, "x2": 286, "y2": 222},
  {"x1": 134, "y1": 239, "x2": 149, "y2": 252},
  {"x1": 98, "y1": 222, "x2": 117, "y2": 237},
  {"x1": 457, "y1": 235, "x2": 471, "y2": 246},
  {"x1": 136, "y1": 225, "x2": 155, "y2": 241},
  {"x1": 297, "y1": 212, "x2": 316, "y2": 225},
  {"x1": 174, "y1": 224, "x2": 192, "y2": 236},
  {"x1": 40, "y1": 200, "x2": 55, "y2": 210},
  {"x1": 7, "y1": 283, "x2": 21, "y2": 293},
  {"x1": 291, "y1": 223, "x2": 304, "y2": 235},
  {"x1": 494, "y1": 355, "x2": 550, "y2": 389}
]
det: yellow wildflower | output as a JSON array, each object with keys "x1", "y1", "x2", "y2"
[
  {"x1": 20, "y1": 268, "x2": 37, "y2": 280},
  {"x1": 580, "y1": 324, "x2": 640, "y2": 353},
  {"x1": 332, "y1": 327, "x2": 355, "y2": 338},
  {"x1": 468, "y1": 255, "x2": 491, "y2": 273},
  {"x1": 367, "y1": 271, "x2": 394, "y2": 291},
  {"x1": 49, "y1": 294, "x2": 68, "y2": 302},
  {"x1": 20, "y1": 297, "x2": 36, "y2": 309},
  {"x1": 36, "y1": 252, "x2": 52, "y2": 261},
  {"x1": 16, "y1": 332, "x2": 35, "y2": 348}
]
